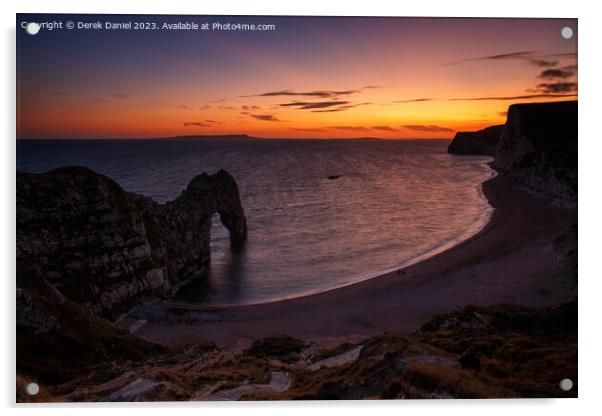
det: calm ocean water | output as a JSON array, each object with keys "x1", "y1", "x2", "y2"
[{"x1": 17, "y1": 138, "x2": 495, "y2": 305}]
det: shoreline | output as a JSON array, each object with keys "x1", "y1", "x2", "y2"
[
  {"x1": 129, "y1": 167, "x2": 576, "y2": 348},
  {"x1": 168, "y1": 180, "x2": 495, "y2": 309},
  {"x1": 167, "y1": 159, "x2": 497, "y2": 309}
]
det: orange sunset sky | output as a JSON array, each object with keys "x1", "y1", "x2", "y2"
[{"x1": 17, "y1": 15, "x2": 577, "y2": 139}]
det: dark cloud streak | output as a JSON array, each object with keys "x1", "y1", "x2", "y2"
[
  {"x1": 449, "y1": 93, "x2": 577, "y2": 101},
  {"x1": 251, "y1": 114, "x2": 280, "y2": 122},
  {"x1": 403, "y1": 124, "x2": 454, "y2": 132},
  {"x1": 183, "y1": 121, "x2": 212, "y2": 128},
  {"x1": 393, "y1": 98, "x2": 432, "y2": 104},
  {"x1": 244, "y1": 90, "x2": 359, "y2": 98},
  {"x1": 280, "y1": 100, "x2": 350, "y2": 110},
  {"x1": 530, "y1": 82, "x2": 577, "y2": 94},
  {"x1": 446, "y1": 51, "x2": 572, "y2": 68},
  {"x1": 328, "y1": 126, "x2": 371, "y2": 131},
  {"x1": 372, "y1": 125, "x2": 397, "y2": 132},
  {"x1": 538, "y1": 66, "x2": 577, "y2": 80}
]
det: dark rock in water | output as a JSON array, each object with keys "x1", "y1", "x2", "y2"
[
  {"x1": 327, "y1": 175, "x2": 342, "y2": 180},
  {"x1": 447, "y1": 125, "x2": 504, "y2": 156},
  {"x1": 16, "y1": 166, "x2": 247, "y2": 318},
  {"x1": 495, "y1": 101, "x2": 577, "y2": 206}
]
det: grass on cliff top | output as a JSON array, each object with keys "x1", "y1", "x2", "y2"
[
  {"x1": 415, "y1": 300, "x2": 577, "y2": 398},
  {"x1": 18, "y1": 299, "x2": 577, "y2": 401},
  {"x1": 244, "y1": 335, "x2": 307, "y2": 363},
  {"x1": 247, "y1": 301, "x2": 577, "y2": 400},
  {"x1": 17, "y1": 291, "x2": 167, "y2": 386}
]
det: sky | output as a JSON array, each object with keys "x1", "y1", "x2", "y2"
[{"x1": 17, "y1": 14, "x2": 577, "y2": 139}]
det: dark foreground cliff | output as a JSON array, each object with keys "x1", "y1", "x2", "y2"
[
  {"x1": 17, "y1": 166, "x2": 247, "y2": 319},
  {"x1": 18, "y1": 300, "x2": 577, "y2": 401}
]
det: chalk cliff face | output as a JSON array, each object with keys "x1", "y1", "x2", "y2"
[
  {"x1": 494, "y1": 101, "x2": 577, "y2": 206},
  {"x1": 17, "y1": 166, "x2": 247, "y2": 319},
  {"x1": 447, "y1": 125, "x2": 504, "y2": 156},
  {"x1": 447, "y1": 101, "x2": 577, "y2": 206}
]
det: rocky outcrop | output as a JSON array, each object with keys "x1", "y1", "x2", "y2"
[
  {"x1": 17, "y1": 166, "x2": 247, "y2": 318},
  {"x1": 447, "y1": 125, "x2": 504, "y2": 156},
  {"x1": 447, "y1": 101, "x2": 577, "y2": 206},
  {"x1": 16, "y1": 288, "x2": 57, "y2": 335},
  {"x1": 494, "y1": 101, "x2": 577, "y2": 206}
]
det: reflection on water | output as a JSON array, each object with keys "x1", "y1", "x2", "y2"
[{"x1": 17, "y1": 139, "x2": 494, "y2": 305}]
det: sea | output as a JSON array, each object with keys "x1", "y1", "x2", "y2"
[{"x1": 17, "y1": 138, "x2": 495, "y2": 305}]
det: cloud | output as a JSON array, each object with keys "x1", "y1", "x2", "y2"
[
  {"x1": 538, "y1": 66, "x2": 577, "y2": 80},
  {"x1": 448, "y1": 93, "x2": 577, "y2": 101},
  {"x1": 445, "y1": 51, "x2": 534, "y2": 66},
  {"x1": 311, "y1": 108, "x2": 350, "y2": 113},
  {"x1": 528, "y1": 59, "x2": 558, "y2": 67},
  {"x1": 218, "y1": 105, "x2": 236, "y2": 110},
  {"x1": 547, "y1": 52, "x2": 578, "y2": 58},
  {"x1": 311, "y1": 102, "x2": 372, "y2": 113},
  {"x1": 279, "y1": 100, "x2": 372, "y2": 113},
  {"x1": 245, "y1": 86, "x2": 377, "y2": 113},
  {"x1": 280, "y1": 100, "x2": 350, "y2": 110},
  {"x1": 241, "y1": 105, "x2": 261, "y2": 111},
  {"x1": 183, "y1": 121, "x2": 212, "y2": 128},
  {"x1": 289, "y1": 127, "x2": 325, "y2": 132},
  {"x1": 529, "y1": 82, "x2": 578, "y2": 94},
  {"x1": 243, "y1": 86, "x2": 379, "y2": 99},
  {"x1": 244, "y1": 89, "x2": 358, "y2": 98},
  {"x1": 402, "y1": 124, "x2": 454, "y2": 132},
  {"x1": 183, "y1": 120, "x2": 220, "y2": 127},
  {"x1": 251, "y1": 114, "x2": 280, "y2": 122},
  {"x1": 445, "y1": 51, "x2": 571, "y2": 68},
  {"x1": 393, "y1": 98, "x2": 432, "y2": 104},
  {"x1": 328, "y1": 126, "x2": 371, "y2": 131},
  {"x1": 372, "y1": 125, "x2": 397, "y2": 132},
  {"x1": 478, "y1": 51, "x2": 535, "y2": 60}
]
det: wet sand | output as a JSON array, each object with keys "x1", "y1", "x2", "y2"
[{"x1": 132, "y1": 169, "x2": 576, "y2": 348}]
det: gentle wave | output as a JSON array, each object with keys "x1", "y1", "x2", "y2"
[{"x1": 17, "y1": 139, "x2": 495, "y2": 305}]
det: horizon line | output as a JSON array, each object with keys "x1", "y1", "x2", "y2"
[{"x1": 16, "y1": 135, "x2": 455, "y2": 141}]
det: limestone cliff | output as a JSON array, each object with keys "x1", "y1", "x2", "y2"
[
  {"x1": 447, "y1": 125, "x2": 504, "y2": 156},
  {"x1": 494, "y1": 101, "x2": 577, "y2": 206},
  {"x1": 17, "y1": 166, "x2": 247, "y2": 319},
  {"x1": 447, "y1": 101, "x2": 577, "y2": 206}
]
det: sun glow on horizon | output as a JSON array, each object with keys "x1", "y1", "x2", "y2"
[{"x1": 17, "y1": 15, "x2": 577, "y2": 140}]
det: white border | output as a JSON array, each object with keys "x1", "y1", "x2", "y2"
[{"x1": 3, "y1": 1, "x2": 601, "y2": 415}]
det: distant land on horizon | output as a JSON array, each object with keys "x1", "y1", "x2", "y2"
[{"x1": 17, "y1": 134, "x2": 453, "y2": 141}]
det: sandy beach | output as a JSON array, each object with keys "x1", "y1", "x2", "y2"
[{"x1": 130, "y1": 167, "x2": 576, "y2": 348}]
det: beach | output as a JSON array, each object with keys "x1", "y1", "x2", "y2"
[{"x1": 130, "y1": 167, "x2": 577, "y2": 348}]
